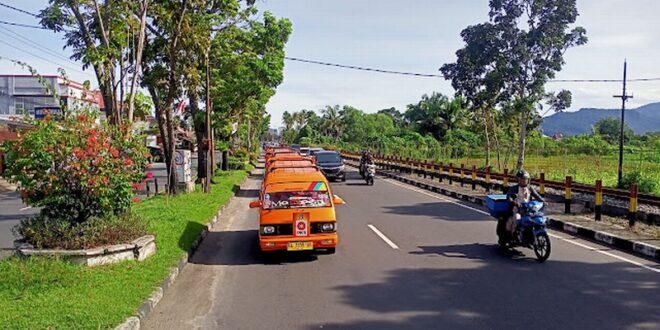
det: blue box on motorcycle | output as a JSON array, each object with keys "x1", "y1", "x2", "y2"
[{"x1": 485, "y1": 194, "x2": 509, "y2": 217}]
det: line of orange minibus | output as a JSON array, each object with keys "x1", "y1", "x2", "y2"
[{"x1": 249, "y1": 146, "x2": 345, "y2": 253}]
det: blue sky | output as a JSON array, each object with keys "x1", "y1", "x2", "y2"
[{"x1": 1, "y1": 1, "x2": 659, "y2": 127}]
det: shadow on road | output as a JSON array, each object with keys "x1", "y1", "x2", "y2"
[
  {"x1": 382, "y1": 202, "x2": 492, "y2": 222},
  {"x1": 235, "y1": 189, "x2": 260, "y2": 198},
  {"x1": 310, "y1": 244, "x2": 660, "y2": 329},
  {"x1": 190, "y1": 230, "x2": 319, "y2": 265},
  {"x1": 411, "y1": 243, "x2": 534, "y2": 262}
]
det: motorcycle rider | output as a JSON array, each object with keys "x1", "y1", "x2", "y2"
[
  {"x1": 359, "y1": 150, "x2": 373, "y2": 176},
  {"x1": 506, "y1": 170, "x2": 545, "y2": 238}
]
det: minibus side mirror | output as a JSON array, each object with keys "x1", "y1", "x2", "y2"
[
  {"x1": 333, "y1": 195, "x2": 345, "y2": 205},
  {"x1": 249, "y1": 200, "x2": 261, "y2": 208}
]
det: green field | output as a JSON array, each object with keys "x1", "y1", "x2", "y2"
[
  {"x1": 445, "y1": 152, "x2": 660, "y2": 194},
  {"x1": 0, "y1": 169, "x2": 249, "y2": 329}
]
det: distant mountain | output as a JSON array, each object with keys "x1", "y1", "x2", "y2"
[{"x1": 541, "y1": 102, "x2": 660, "y2": 136}]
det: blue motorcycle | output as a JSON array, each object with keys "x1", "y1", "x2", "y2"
[{"x1": 486, "y1": 195, "x2": 551, "y2": 262}]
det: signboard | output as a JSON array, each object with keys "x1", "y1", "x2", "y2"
[
  {"x1": 175, "y1": 149, "x2": 192, "y2": 183},
  {"x1": 34, "y1": 107, "x2": 62, "y2": 119},
  {"x1": 294, "y1": 213, "x2": 309, "y2": 237}
]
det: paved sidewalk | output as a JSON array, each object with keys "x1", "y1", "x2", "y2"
[{"x1": 362, "y1": 163, "x2": 660, "y2": 261}]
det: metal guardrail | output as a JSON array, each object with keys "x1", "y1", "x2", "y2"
[{"x1": 340, "y1": 151, "x2": 659, "y2": 208}]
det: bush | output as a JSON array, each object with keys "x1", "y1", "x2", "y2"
[
  {"x1": 620, "y1": 170, "x2": 658, "y2": 194},
  {"x1": 14, "y1": 213, "x2": 148, "y2": 250},
  {"x1": 227, "y1": 156, "x2": 246, "y2": 170},
  {"x1": 2, "y1": 112, "x2": 150, "y2": 248}
]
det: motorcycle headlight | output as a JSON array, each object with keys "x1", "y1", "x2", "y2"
[
  {"x1": 338, "y1": 165, "x2": 345, "y2": 171},
  {"x1": 262, "y1": 226, "x2": 275, "y2": 235},
  {"x1": 321, "y1": 222, "x2": 336, "y2": 232}
]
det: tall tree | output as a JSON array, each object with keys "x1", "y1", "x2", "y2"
[
  {"x1": 40, "y1": 0, "x2": 150, "y2": 125},
  {"x1": 442, "y1": 0, "x2": 587, "y2": 170}
]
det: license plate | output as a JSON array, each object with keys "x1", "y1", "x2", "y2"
[{"x1": 287, "y1": 241, "x2": 313, "y2": 251}]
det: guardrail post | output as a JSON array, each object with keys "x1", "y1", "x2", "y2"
[
  {"x1": 448, "y1": 163, "x2": 454, "y2": 185},
  {"x1": 629, "y1": 184, "x2": 638, "y2": 227},
  {"x1": 422, "y1": 160, "x2": 427, "y2": 178},
  {"x1": 565, "y1": 176, "x2": 572, "y2": 214},
  {"x1": 438, "y1": 162, "x2": 443, "y2": 183},
  {"x1": 460, "y1": 164, "x2": 465, "y2": 187},
  {"x1": 154, "y1": 178, "x2": 159, "y2": 195},
  {"x1": 471, "y1": 165, "x2": 477, "y2": 190},
  {"x1": 539, "y1": 171, "x2": 546, "y2": 197},
  {"x1": 502, "y1": 168, "x2": 509, "y2": 193},
  {"x1": 485, "y1": 166, "x2": 491, "y2": 192},
  {"x1": 595, "y1": 179, "x2": 602, "y2": 221},
  {"x1": 430, "y1": 161, "x2": 435, "y2": 179},
  {"x1": 417, "y1": 160, "x2": 422, "y2": 177},
  {"x1": 146, "y1": 180, "x2": 151, "y2": 197}
]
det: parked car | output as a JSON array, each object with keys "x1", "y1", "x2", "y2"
[
  {"x1": 309, "y1": 147, "x2": 325, "y2": 157},
  {"x1": 314, "y1": 151, "x2": 345, "y2": 181},
  {"x1": 300, "y1": 147, "x2": 310, "y2": 156}
]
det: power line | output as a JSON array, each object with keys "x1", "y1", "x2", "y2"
[
  {"x1": 0, "y1": 39, "x2": 92, "y2": 76},
  {"x1": 284, "y1": 56, "x2": 660, "y2": 83},
  {"x1": 0, "y1": 26, "x2": 81, "y2": 67},
  {"x1": 0, "y1": 2, "x2": 38, "y2": 17},
  {"x1": 285, "y1": 56, "x2": 444, "y2": 78},
  {"x1": 0, "y1": 20, "x2": 47, "y2": 30}
]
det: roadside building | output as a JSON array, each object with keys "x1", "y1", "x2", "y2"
[{"x1": 0, "y1": 75, "x2": 104, "y2": 118}]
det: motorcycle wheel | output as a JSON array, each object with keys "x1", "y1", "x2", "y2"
[
  {"x1": 533, "y1": 232, "x2": 551, "y2": 262},
  {"x1": 367, "y1": 177, "x2": 374, "y2": 186}
]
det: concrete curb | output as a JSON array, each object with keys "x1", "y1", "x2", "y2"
[
  {"x1": 374, "y1": 167, "x2": 660, "y2": 262},
  {"x1": 113, "y1": 168, "x2": 259, "y2": 330}
]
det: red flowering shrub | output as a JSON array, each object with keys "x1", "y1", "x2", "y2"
[{"x1": 2, "y1": 112, "x2": 150, "y2": 248}]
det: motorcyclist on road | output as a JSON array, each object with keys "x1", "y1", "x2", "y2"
[
  {"x1": 359, "y1": 151, "x2": 373, "y2": 176},
  {"x1": 506, "y1": 170, "x2": 545, "y2": 237}
]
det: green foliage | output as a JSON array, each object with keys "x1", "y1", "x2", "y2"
[
  {"x1": 15, "y1": 213, "x2": 148, "y2": 250},
  {"x1": 3, "y1": 112, "x2": 148, "y2": 220},
  {"x1": 620, "y1": 169, "x2": 658, "y2": 194},
  {"x1": 594, "y1": 117, "x2": 634, "y2": 143},
  {"x1": 1, "y1": 112, "x2": 149, "y2": 248}
]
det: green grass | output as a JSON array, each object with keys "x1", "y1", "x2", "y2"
[
  {"x1": 0, "y1": 170, "x2": 248, "y2": 329},
  {"x1": 445, "y1": 153, "x2": 660, "y2": 195}
]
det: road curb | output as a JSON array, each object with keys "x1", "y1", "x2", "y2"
[
  {"x1": 113, "y1": 168, "x2": 258, "y2": 330},
  {"x1": 375, "y1": 168, "x2": 660, "y2": 262}
]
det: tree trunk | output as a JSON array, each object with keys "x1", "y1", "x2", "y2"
[
  {"x1": 482, "y1": 107, "x2": 491, "y2": 168},
  {"x1": 127, "y1": 0, "x2": 148, "y2": 124},
  {"x1": 189, "y1": 92, "x2": 207, "y2": 183},
  {"x1": 222, "y1": 150, "x2": 228, "y2": 171},
  {"x1": 516, "y1": 110, "x2": 529, "y2": 171},
  {"x1": 165, "y1": 105, "x2": 177, "y2": 194}
]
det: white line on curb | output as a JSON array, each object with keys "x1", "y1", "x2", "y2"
[
  {"x1": 382, "y1": 177, "x2": 660, "y2": 273},
  {"x1": 368, "y1": 224, "x2": 399, "y2": 250},
  {"x1": 19, "y1": 206, "x2": 32, "y2": 211}
]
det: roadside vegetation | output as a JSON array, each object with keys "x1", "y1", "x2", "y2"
[
  {"x1": 0, "y1": 169, "x2": 248, "y2": 329},
  {"x1": 281, "y1": 102, "x2": 659, "y2": 195}
]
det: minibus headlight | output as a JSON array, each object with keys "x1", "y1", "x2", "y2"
[
  {"x1": 321, "y1": 223, "x2": 336, "y2": 232},
  {"x1": 262, "y1": 226, "x2": 275, "y2": 234}
]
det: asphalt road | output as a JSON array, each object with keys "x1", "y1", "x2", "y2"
[
  {"x1": 0, "y1": 189, "x2": 38, "y2": 257},
  {"x1": 143, "y1": 169, "x2": 660, "y2": 330}
]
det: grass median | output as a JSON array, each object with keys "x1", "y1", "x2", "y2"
[{"x1": 0, "y1": 169, "x2": 250, "y2": 329}]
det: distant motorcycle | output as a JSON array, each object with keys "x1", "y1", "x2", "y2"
[
  {"x1": 487, "y1": 196, "x2": 551, "y2": 262},
  {"x1": 365, "y1": 163, "x2": 376, "y2": 186}
]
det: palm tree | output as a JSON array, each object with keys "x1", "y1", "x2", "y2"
[
  {"x1": 282, "y1": 111, "x2": 294, "y2": 130},
  {"x1": 321, "y1": 105, "x2": 343, "y2": 141}
]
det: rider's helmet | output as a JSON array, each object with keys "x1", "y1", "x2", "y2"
[
  {"x1": 516, "y1": 170, "x2": 531, "y2": 179},
  {"x1": 516, "y1": 169, "x2": 531, "y2": 186}
]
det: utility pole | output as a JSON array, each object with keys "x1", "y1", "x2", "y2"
[
  {"x1": 613, "y1": 60, "x2": 633, "y2": 188},
  {"x1": 204, "y1": 50, "x2": 212, "y2": 193}
]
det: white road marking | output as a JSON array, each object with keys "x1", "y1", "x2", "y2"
[
  {"x1": 19, "y1": 206, "x2": 32, "y2": 211},
  {"x1": 368, "y1": 224, "x2": 400, "y2": 250},
  {"x1": 382, "y1": 177, "x2": 660, "y2": 273}
]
